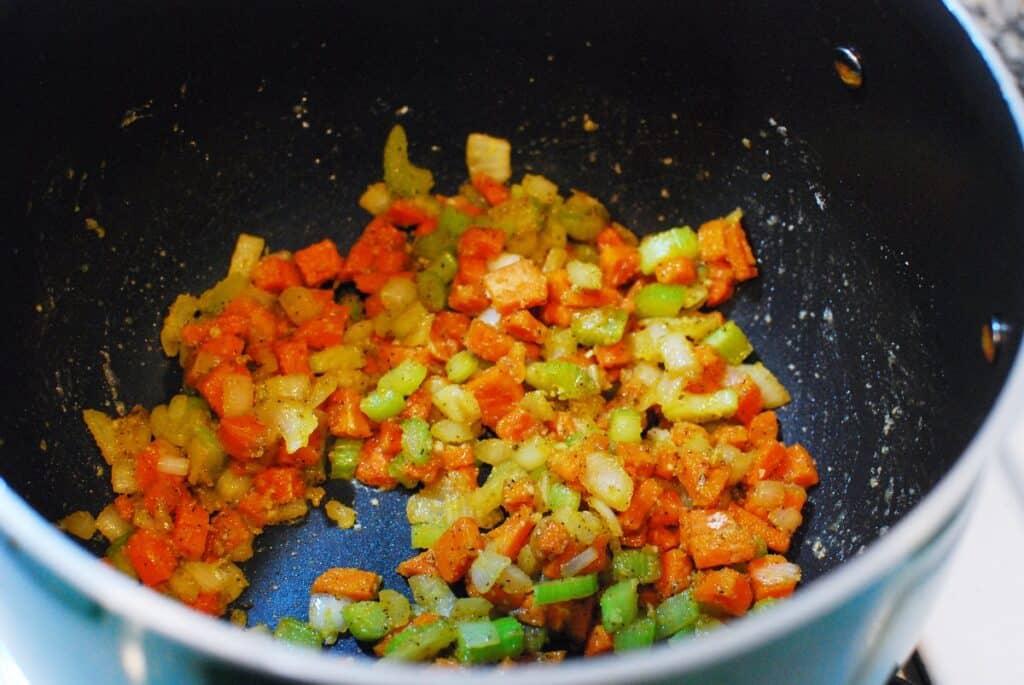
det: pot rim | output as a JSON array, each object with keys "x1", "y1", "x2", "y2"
[{"x1": 2, "y1": 1, "x2": 1023, "y2": 682}]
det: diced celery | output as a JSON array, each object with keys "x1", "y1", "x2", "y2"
[
  {"x1": 360, "y1": 389, "x2": 404, "y2": 422},
  {"x1": 379, "y1": 589, "x2": 411, "y2": 631},
  {"x1": 661, "y1": 389, "x2": 739, "y2": 422},
  {"x1": 601, "y1": 579, "x2": 639, "y2": 634},
  {"x1": 608, "y1": 408, "x2": 643, "y2": 443},
  {"x1": 426, "y1": 252, "x2": 459, "y2": 283},
  {"x1": 438, "y1": 205, "x2": 473, "y2": 238},
  {"x1": 273, "y1": 617, "x2": 322, "y2": 648},
  {"x1": 186, "y1": 424, "x2": 226, "y2": 486},
  {"x1": 445, "y1": 350, "x2": 481, "y2": 383},
  {"x1": 401, "y1": 417, "x2": 433, "y2": 465},
  {"x1": 523, "y1": 625, "x2": 548, "y2": 653},
  {"x1": 751, "y1": 597, "x2": 781, "y2": 613},
  {"x1": 532, "y1": 574, "x2": 599, "y2": 605},
  {"x1": 383, "y1": 124, "x2": 434, "y2": 197},
  {"x1": 520, "y1": 174, "x2": 559, "y2": 205},
  {"x1": 455, "y1": 619, "x2": 500, "y2": 664},
  {"x1": 547, "y1": 481, "x2": 582, "y2": 512},
  {"x1": 571, "y1": 308, "x2": 629, "y2": 346},
  {"x1": 613, "y1": 617, "x2": 656, "y2": 652},
  {"x1": 359, "y1": 181, "x2": 393, "y2": 215},
  {"x1": 525, "y1": 360, "x2": 599, "y2": 400},
  {"x1": 704, "y1": 321, "x2": 754, "y2": 365},
  {"x1": 378, "y1": 359, "x2": 429, "y2": 396},
  {"x1": 655, "y1": 590, "x2": 700, "y2": 639},
  {"x1": 342, "y1": 601, "x2": 389, "y2": 641},
  {"x1": 228, "y1": 233, "x2": 265, "y2": 278},
  {"x1": 548, "y1": 191, "x2": 609, "y2": 242},
  {"x1": 612, "y1": 548, "x2": 661, "y2": 584},
  {"x1": 416, "y1": 271, "x2": 449, "y2": 312},
  {"x1": 450, "y1": 597, "x2": 494, "y2": 623},
  {"x1": 383, "y1": 619, "x2": 457, "y2": 661},
  {"x1": 328, "y1": 439, "x2": 362, "y2": 480},
  {"x1": 411, "y1": 522, "x2": 447, "y2": 549},
  {"x1": 634, "y1": 283, "x2": 700, "y2": 318},
  {"x1": 638, "y1": 226, "x2": 699, "y2": 274}
]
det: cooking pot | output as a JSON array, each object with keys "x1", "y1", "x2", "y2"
[{"x1": 2, "y1": 1, "x2": 1022, "y2": 683}]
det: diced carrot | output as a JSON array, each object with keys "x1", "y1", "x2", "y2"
[
  {"x1": 747, "y1": 554, "x2": 801, "y2": 600},
  {"x1": 619, "y1": 478, "x2": 663, "y2": 533},
  {"x1": 142, "y1": 476, "x2": 187, "y2": 518},
  {"x1": 495, "y1": 407, "x2": 542, "y2": 442},
  {"x1": 655, "y1": 548, "x2": 693, "y2": 599},
  {"x1": 728, "y1": 503, "x2": 790, "y2": 554},
  {"x1": 134, "y1": 440, "x2": 165, "y2": 492},
  {"x1": 217, "y1": 414, "x2": 271, "y2": 460},
  {"x1": 704, "y1": 262, "x2": 735, "y2": 307},
  {"x1": 400, "y1": 385, "x2": 434, "y2": 421},
  {"x1": 655, "y1": 256, "x2": 698, "y2": 285},
  {"x1": 684, "y1": 344, "x2": 726, "y2": 394},
  {"x1": 251, "y1": 256, "x2": 303, "y2": 293},
  {"x1": 500, "y1": 310, "x2": 548, "y2": 344},
  {"x1": 745, "y1": 440, "x2": 788, "y2": 485},
  {"x1": 397, "y1": 549, "x2": 439, "y2": 577},
  {"x1": 345, "y1": 217, "x2": 409, "y2": 278},
  {"x1": 413, "y1": 217, "x2": 438, "y2": 237},
  {"x1": 172, "y1": 498, "x2": 210, "y2": 560},
  {"x1": 594, "y1": 341, "x2": 632, "y2": 368},
  {"x1": 597, "y1": 231, "x2": 640, "y2": 288},
  {"x1": 486, "y1": 513, "x2": 535, "y2": 559},
  {"x1": 188, "y1": 591, "x2": 226, "y2": 616},
  {"x1": 457, "y1": 227, "x2": 505, "y2": 261},
  {"x1": 724, "y1": 222, "x2": 758, "y2": 282},
  {"x1": 471, "y1": 173, "x2": 510, "y2": 206},
  {"x1": 311, "y1": 567, "x2": 382, "y2": 601},
  {"x1": 464, "y1": 320, "x2": 514, "y2": 364},
  {"x1": 483, "y1": 259, "x2": 549, "y2": 314},
  {"x1": 693, "y1": 568, "x2": 753, "y2": 617},
  {"x1": 685, "y1": 509, "x2": 757, "y2": 569},
  {"x1": 783, "y1": 484, "x2": 808, "y2": 512},
  {"x1": 114, "y1": 494, "x2": 134, "y2": 522},
  {"x1": 272, "y1": 338, "x2": 311, "y2": 376},
  {"x1": 293, "y1": 239, "x2": 345, "y2": 287},
  {"x1": 429, "y1": 311, "x2": 471, "y2": 361},
  {"x1": 386, "y1": 198, "x2": 435, "y2": 227},
  {"x1": 432, "y1": 517, "x2": 484, "y2": 584},
  {"x1": 325, "y1": 388, "x2": 373, "y2": 438},
  {"x1": 294, "y1": 306, "x2": 349, "y2": 349},
  {"x1": 648, "y1": 489, "x2": 683, "y2": 528},
  {"x1": 748, "y1": 411, "x2": 779, "y2": 446},
  {"x1": 774, "y1": 444, "x2": 820, "y2": 487},
  {"x1": 198, "y1": 333, "x2": 246, "y2": 363},
  {"x1": 253, "y1": 467, "x2": 305, "y2": 504},
  {"x1": 125, "y1": 529, "x2": 178, "y2": 587},
  {"x1": 204, "y1": 509, "x2": 254, "y2": 562},
  {"x1": 447, "y1": 282, "x2": 490, "y2": 315},
  {"x1": 354, "y1": 437, "x2": 398, "y2": 490},
  {"x1": 276, "y1": 426, "x2": 324, "y2": 467},
  {"x1": 584, "y1": 624, "x2": 614, "y2": 657},
  {"x1": 465, "y1": 365, "x2": 524, "y2": 427},
  {"x1": 679, "y1": 450, "x2": 730, "y2": 507},
  {"x1": 647, "y1": 526, "x2": 681, "y2": 551},
  {"x1": 196, "y1": 362, "x2": 250, "y2": 418},
  {"x1": 697, "y1": 218, "x2": 729, "y2": 262},
  {"x1": 733, "y1": 378, "x2": 763, "y2": 426},
  {"x1": 533, "y1": 519, "x2": 571, "y2": 558},
  {"x1": 502, "y1": 476, "x2": 536, "y2": 511},
  {"x1": 235, "y1": 491, "x2": 272, "y2": 528}
]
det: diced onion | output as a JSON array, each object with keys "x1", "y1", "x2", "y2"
[
  {"x1": 739, "y1": 362, "x2": 792, "y2": 409},
  {"x1": 494, "y1": 564, "x2": 534, "y2": 595},
  {"x1": 95, "y1": 504, "x2": 133, "y2": 542},
  {"x1": 514, "y1": 437, "x2": 549, "y2": 470},
  {"x1": 475, "y1": 439, "x2": 514, "y2": 466},
  {"x1": 751, "y1": 560, "x2": 802, "y2": 588},
  {"x1": 478, "y1": 307, "x2": 501, "y2": 327},
  {"x1": 769, "y1": 507, "x2": 804, "y2": 534},
  {"x1": 487, "y1": 252, "x2": 521, "y2": 272},
  {"x1": 432, "y1": 385, "x2": 482, "y2": 424},
  {"x1": 466, "y1": 133, "x2": 512, "y2": 183},
  {"x1": 582, "y1": 452, "x2": 634, "y2": 512},
  {"x1": 309, "y1": 593, "x2": 352, "y2": 643},
  {"x1": 469, "y1": 550, "x2": 512, "y2": 594},
  {"x1": 660, "y1": 332, "x2": 699, "y2": 376},
  {"x1": 59, "y1": 511, "x2": 96, "y2": 540},
  {"x1": 157, "y1": 455, "x2": 191, "y2": 477},
  {"x1": 560, "y1": 546, "x2": 598, "y2": 578},
  {"x1": 587, "y1": 496, "x2": 624, "y2": 538},
  {"x1": 228, "y1": 233, "x2": 265, "y2": 278},
  {"x1": 256, "y1": 399, "x2": 318, "y2": 453},
  {"x1": 260, "y1": 374, "x2": 310, "y2": 402}
]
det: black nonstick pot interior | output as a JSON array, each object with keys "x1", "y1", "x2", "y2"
[{"x1": 2, "y1": 0, "x2": 1022, "y2": 658}]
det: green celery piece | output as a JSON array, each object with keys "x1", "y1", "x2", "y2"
[
  {"x1": 522, "y1": 625, "x2": 548, "y2": 653},
  {"x1": 386, "y1": 453, "x2": 419, "y2": 489},
  {"x1": 614, "y1": 617, "x2": 657, "y2": 652},
  {"x1": 612, "y1": 548, "x2": 662, "y2": 584},
  {"x1": 378, "y1": 359, "x2": 429, "y2": 396},
  {"x1": 106, "y1": 533, "x2": 137, "y2": 579},
  {"x1": 401, "y1": 417, "x2": 433, "y2": 465},
  {"x1": 445, "y1": 350, "x2": 481, "y2": 383},
  {"x1": 449, "y1": 597, "x2": 494, "y2": 623},
  {"x1": 415, "y1": 271, "x2": 449, "y2": 312},
  {"x1": 638, "y1": 226, "x2": 699, "y2": 274},
  {"x1": 600, "y1": 579, "x2": 639, "y2": 634},
  {"x1": 273, "y1": 617, "x2": 322, "y2": 648},
  {"x1": 608, "y1": 408, "x2": 643, "y2": 443},
  {"x1": 703, "y1": 321, "x2": 755, "y2": 365},
  {"x1": 328, "y1": 439, "x2": 362, "y2": 480},
  {"x1": 634, "y1": 283, "x2": 698, "y2": 318},
  {"x1": 525, "y1": 360, "x2": 599, "y2": 400},
  {"x1": 426, "y1": 251, "x2": 459, "y2": 283},
  {"x1": 339, "y1": 292, "x2": 365, "y2": 322},
  {"x1": 359, "y1": 389, "x2": 405, "y2": 422},
  {"x1": 383, "y1": 619, "x2": 458, "y2": 661},
  {"x1": 438, "y1": 205, "x2": 473, "y2": 238},
  {"x1": 547, "y1": 481, "x2": 581, "y2": 511},
  {"x1": 412, "y1": 226, "x2": 457, "y2": 261},
  {"x1": 379, "y1": 589, "x2": 411, "y2": 631},
  {"x1": 492, "y1": 617, "x2": 525, "y2": 659},
  {"x1": 661, "y1": 389, "x2": 739, "y2": 423},
  {"x1": 655, "y1": 590, "x2": 700, "y2": 640},
  {"x1": 548, "y1": 191, "x2": 609, "y2": 242},
  {"x1": 455, "y1": 619, "x2": 500, "y2": 664},
  {"x1": 570, "y1": 308, "x2": 629, "y2": 346},
  {"x1": 342, "y1": 601, "x2": 389, "y2": 642},
  {"x1": 532, "y1": 574, "x2": 599, "y2": 605},
  {"x1": 383, "y1": 125, "x2": 434, "y2": 197},
  {"x1": 751, "y1": 597, "x2": 781, "y2": 613},
  {"x1": 410, "y1": 522, "x2": 447, "y2": 549}
]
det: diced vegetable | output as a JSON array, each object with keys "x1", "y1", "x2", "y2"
[
  {"x1": 704, "y1": 321, "x2": 754, "y2": 365},
  {"x1": 600, "y1": 579, "x2": 639, "y2": 634},
  {"x1": 274, "y1": 617, "x2": 322, "y2": 648},
  {"x1": 638, "y1": 227, "x2": 699, "y2": 274},
  {"x1": 533, "y1": 574, "x2": 599, "y2": 605}
]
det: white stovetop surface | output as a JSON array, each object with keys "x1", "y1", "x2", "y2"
[{"x1": 919, "y1": 447, "x2": 1024, "y2": 683}]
